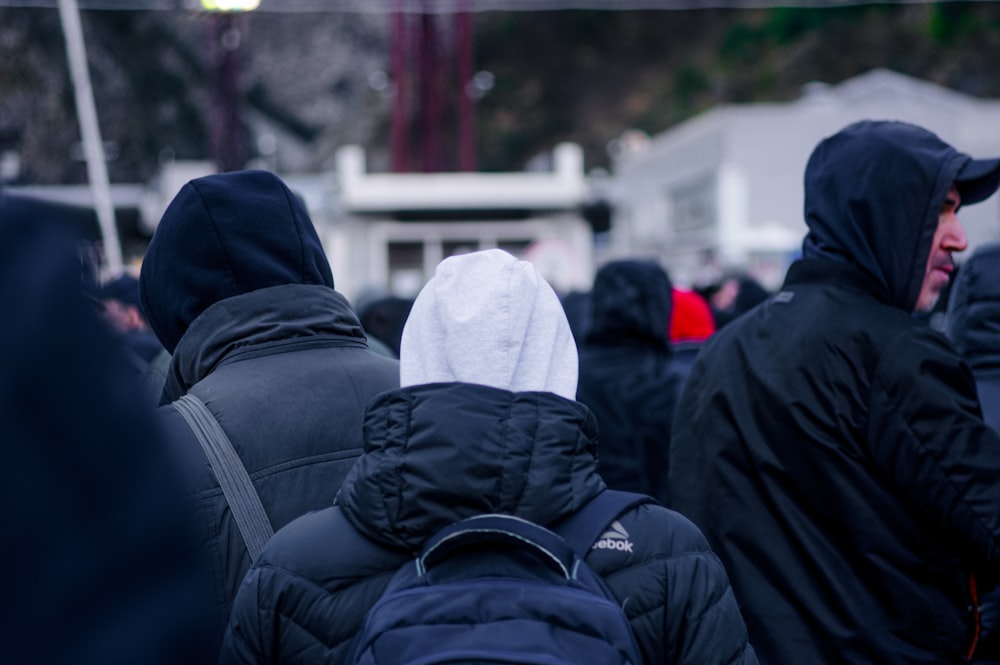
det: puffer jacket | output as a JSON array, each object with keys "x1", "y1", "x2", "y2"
[
  {"x1": 670, "y1": 120, "x2": 1000, "y2": 665},
  {"x1": 221, "y1": 383, "x2": 757, "y2": 665}
]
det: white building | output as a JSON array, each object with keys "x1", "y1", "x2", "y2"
[
  {"x1": 146, "y1": 146, "x2": 597, "y2": 302},
  {"x1": 290, "y1": 142, "x2": 595, "y2": 301},
  {"x1": 7, "y1": 145, "x2": 596, "y2": 303},
  {"x1": 608, "y1": 68, "x2": 1000, "y2": 290}
]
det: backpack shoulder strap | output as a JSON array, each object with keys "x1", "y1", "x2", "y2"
[
  {"x1": 551, "y1": 489, "x2": 655, "y2": 557},
  {"x1": 172, "y1": 393, "x2": 274, "y2": 561}
]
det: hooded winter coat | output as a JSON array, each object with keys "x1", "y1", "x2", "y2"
[
  {"x1": 577, "y1": 259, "x2": 683, "y2": 505},
  {"x1": 947, "y1": 242, "x2": 1000, "y2": 434},
  {"x1": 221, "y1": 249, "x2": 757, "y2": 665},
  {"x1": 669, "y1": 120, "x2": 1000, "y2": 665},
  {"x1": 138, "y1": 171, "x2": 399, "y2": 646}
]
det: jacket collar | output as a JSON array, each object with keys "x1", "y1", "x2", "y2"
[
  {"x1": 337, "y1": 383, "x2": 605, "y2": 552},
  {"x1": 782, "y1": 258, "x2": 892, "y2": 306},
  {"x1": 162, "y1": 284, "x2": 365, "y2": 403}
]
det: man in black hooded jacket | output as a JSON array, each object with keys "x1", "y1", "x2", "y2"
[
  {"x1": 138, "y1": 170, "x2": 399, "y2": 649},
  {"x1": 669, "y1": 120, "x2": 1000, "y2": 665}
]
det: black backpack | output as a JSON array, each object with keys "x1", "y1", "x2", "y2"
[{"x1": 347, "y1": 489, "x2": 653, "y2": 665}]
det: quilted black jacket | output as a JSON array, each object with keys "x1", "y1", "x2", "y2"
[{"x1": 221, "y1": 383, "x2": 757, "y2": 665}]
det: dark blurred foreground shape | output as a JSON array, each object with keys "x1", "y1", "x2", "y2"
[{"x1": 0, "y1": 191, "x2": 216, "y2": 665}]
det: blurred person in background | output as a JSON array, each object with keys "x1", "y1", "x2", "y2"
[
  {"x1": 697, "y1": 271, "x2": 771, "y2": 329},
  {"x1": 560, "y1": 288, "x2": 593, "y2": 348},
  {"x1": 95, "y1": 272, "x2": 171, "y2": 404},
  {"x1": 97, "y1": 273, "x2": 162, "y2": 365},
  {"x1": 947, "y1": 242, "x2": 1000, "y2": 433},
  {"x1": 946, "y1": 242, "x2": 1000, "y2": 664},
  {"x1": 669, "y1": 286, "x2": 716, "y2": 385},
  {"x1": 356, "y1": 293, "x2": 414, "y2": 359},
  {"x1": 576, "y1": 259, "x2": 682, "y2": 505}
]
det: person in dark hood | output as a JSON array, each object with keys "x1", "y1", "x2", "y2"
[
  {"x1": 0, "y1": 194, "x2": 216, "y2": 665},
  {"x1": 139, "y1": 170, "x2": 399, "y2": 650},
  {"x1": 356, "y1": 294, "x2": 413, "y2": 358},
  {"x1": 946, "y1": 242, "x2": 1000, "y2": 662},
  {"x1": 669, "y1": 120, "x2": 1000, "y2": 665},
  {"x1": 576, "y1": 259, "x2": 683, "y2": 505},
  {"x1": 220, "y1": 249, "x2": 757, "y2": 665},
  {"x1": 98, "y1": 273, "x2": 162, "y2": 364},
  {"x1": 95, "y1": 273, "x2": 172, "y2": 405},
  {"x1": 559, "y1": 288, "x2": 593, "y2": 347},
  {"x1": 700, "y1": 271, "x2": 771, "y2": 329},
  {"x1": 947, "y1": 242, "x2": 1000, "y2": 434}
]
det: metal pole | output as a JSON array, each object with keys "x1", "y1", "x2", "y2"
[
  {"x1": 390, "y1": 5, "x2": 409, "y2": 173},
  {"x1": 456, "y1": 6, "x2": 475, "y2": 172},
  {"x1": 208, "y1": 13, "x2": 246, "y2": 172},
  {"x1": 58, "y1": 0, "x2": 123, "y2": 276},
  {"x1": 419, "y1": 11, "x2": 442, "y2": 172}
]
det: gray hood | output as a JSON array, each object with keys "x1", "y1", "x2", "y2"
[{"x1": 399, "y1": 249, "x2": 578, "y2": 400}]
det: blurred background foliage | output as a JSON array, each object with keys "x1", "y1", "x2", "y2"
[{"x1": 3, "y1": 3, "x2": 1000, "y2": 183}]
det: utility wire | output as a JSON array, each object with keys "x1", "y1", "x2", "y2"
[{"x1": 0, "y1": 0, "x2": 992, "y2": 11}]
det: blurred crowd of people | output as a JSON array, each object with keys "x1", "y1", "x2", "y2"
[{"x1": 5, "y1": 118, "x2": 1000, "y2": 665}]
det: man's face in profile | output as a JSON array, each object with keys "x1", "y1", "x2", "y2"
[{"x1": 914, "y1": 185, "x2": 967, "y2": 313}]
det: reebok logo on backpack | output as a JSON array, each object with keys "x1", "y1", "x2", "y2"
[
  {"x1": 347, "y1": 490, "x2": 652, "y2": 665},
  {"x1": 593, "y1": 520, "x2": 635, "y2": 553}
]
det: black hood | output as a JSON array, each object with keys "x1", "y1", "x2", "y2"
[
  {"x1": 801, "y1": 120, "x2": 998, "y2": 312},
  {"x1": 584, "y1": 259, "x2": 672, "y2": 350},
  {"x1": 139, "y1": 170, "x2": 335, "y2": 353}
]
